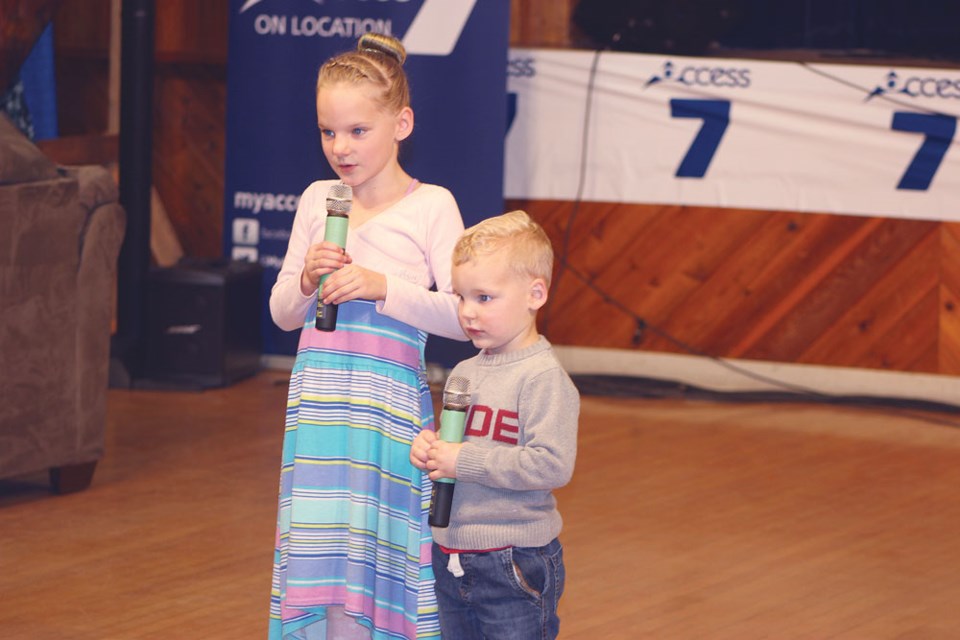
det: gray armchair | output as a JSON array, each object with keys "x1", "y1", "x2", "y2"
[{"x1": 0, "y1": 114, "x2": 126, "y2": 493}]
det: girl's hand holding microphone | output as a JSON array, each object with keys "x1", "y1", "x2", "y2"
[
  {"x1": 300, "y1": 240, "x2": 388, "y2": 305},
  {"x1": 300, "y1": 240, "x2": 352, "y2": 296},
  {"x1": 321, "y1": 262, "x2": 388, "y2": 305}
]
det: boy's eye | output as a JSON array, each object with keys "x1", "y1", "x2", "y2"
[
  {"x1": 352, "y1": 127, "x2": 366, "y2": 136},
  {"x1": 320, "y1": 129, "x2": 334, "y2": 139},
  {"x1": 478, "y1": 294, "x2": 491, "y2": 303}
]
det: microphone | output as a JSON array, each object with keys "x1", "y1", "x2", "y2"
[
  {"x1": 315, "y1": 182, "x2": 352, "y2": 331},
  {"x1": 428, "y1": 375, "x2": 471, "y2": 528}
]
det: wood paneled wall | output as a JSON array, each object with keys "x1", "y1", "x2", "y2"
[
  {"x1": 53, "y1": 0, "x2": 228, "y2": 257},
  {"x1": 47, "y1": 0, "x2": 960, "y2": 376},
  {"x1": 510, "y1": 199, "x2": 960, "y2": 376},
  {"x1": 50, "y1": 0, "x2": 575, "y2": 256}
]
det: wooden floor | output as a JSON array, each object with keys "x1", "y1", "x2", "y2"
[{"x1": 3, "y1": 370, "x2": 960, "y2": 639}]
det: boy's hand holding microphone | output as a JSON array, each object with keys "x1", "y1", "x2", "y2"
[{"x1": 411, "y1": 376, "x2": 471, "y2": 528}]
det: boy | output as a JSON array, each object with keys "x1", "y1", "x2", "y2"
[{"x1": 410, "y1": 210, "x2": 580, "y2": 640}]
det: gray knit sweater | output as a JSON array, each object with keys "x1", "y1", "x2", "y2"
[{"x1": 431, "y1": 336, "x2": 580, "y2": 550}]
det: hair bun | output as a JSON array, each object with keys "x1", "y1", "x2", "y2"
[{"x1": 357, "y1": 33, "x2": 406, "y2": 65}]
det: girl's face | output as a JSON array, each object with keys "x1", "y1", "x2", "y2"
[{"x1": 316, "y1": 82, "x2": 412, "y2": 193}]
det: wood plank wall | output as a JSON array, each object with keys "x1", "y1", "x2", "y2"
[
  {"x1": 509, "y1": 200, "x2": 960, "y2": 375},
  {"x1": 47, "y1": 0, "x2": 960, "y2": 376}
]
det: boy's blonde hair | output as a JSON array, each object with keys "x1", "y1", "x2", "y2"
[
  {"x1": 317, "y1": 33, "x2": 410, "y2": 115},
  {"x1": 453, "y1": 210, "x2": 554, "y2": 287}
]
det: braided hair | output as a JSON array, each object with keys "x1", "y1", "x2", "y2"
[{"x1": 317, "y1": 33, "x2": 410, "y2": 115}]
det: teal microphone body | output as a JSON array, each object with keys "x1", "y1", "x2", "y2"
[
  {"x1": 316, "y1": 183, "x2": 352, "y2": 331},
  {"x1": 429, "y1": 376, "x2": 471, "y2": 528}
]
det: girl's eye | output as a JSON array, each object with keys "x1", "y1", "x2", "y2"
[
  {"x1": 478, "y1": 294, "x2": 491, "y2": 303},
  {"x1": 352, "y1": 127, "x2": 366, "y2": 136},
  {"x1": 320, "y1": 129, "x2": 334, "y2": 139}
]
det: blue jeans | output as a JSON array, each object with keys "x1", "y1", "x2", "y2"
[{"x1": 431, "y1": 539, "x2": 565, "y2": 640}]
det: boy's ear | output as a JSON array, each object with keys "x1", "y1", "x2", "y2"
[
  {"x1": 529, "y1": 278, "x2": 548, "y2": 310},
  {"x1": 395, "y1": 106, "x2": 414, "y2": 142}
]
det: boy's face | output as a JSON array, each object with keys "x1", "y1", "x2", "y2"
[{"x1": 452, "y1": 249, "x2": 547, "y2": 355}]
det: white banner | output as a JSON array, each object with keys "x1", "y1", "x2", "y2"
[{"x1": 505, "y1": 48, "x2": 960, "y2": 222}]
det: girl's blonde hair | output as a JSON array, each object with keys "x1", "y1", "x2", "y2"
[
  {"x1": 316, "y1": 33, "x2": 410, "y2": 114},
  {"x1": 453, "y1": 210, "x2": 554, "y2": 287}
]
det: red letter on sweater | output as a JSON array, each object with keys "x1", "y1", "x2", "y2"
[
  {"x1": 492, "y1": 409, "x2": 519, "y2": 445},
  {"x1": 465, "y1": 405, "x2": 492, "y2": 437}
]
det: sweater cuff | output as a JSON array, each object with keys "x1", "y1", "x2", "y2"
[{"x1": 456, "y1": 443, "x2": 490, "y2": 483}]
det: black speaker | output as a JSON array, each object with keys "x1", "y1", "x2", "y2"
[{"x1": 142, "y1": 259, "x2": 263, "y2": 389}]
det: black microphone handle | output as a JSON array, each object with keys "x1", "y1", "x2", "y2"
[
  {"x1": 429, "y1": 482, "x2": 456, "y2": 528},
  {"x1": 315, "y1": 300, "x2": 339, "y2": 331}
]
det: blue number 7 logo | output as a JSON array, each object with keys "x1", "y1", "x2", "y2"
[
  {"x1": 670, "y1": 99, "x2": 731, "y2": 178},
  {"x1": 892, "y1": 112, "x2": 956, "y2": 191}
]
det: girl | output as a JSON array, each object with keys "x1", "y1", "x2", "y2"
[{"x1": 268, "y1": 33, "x2": 467, "y2": 640}]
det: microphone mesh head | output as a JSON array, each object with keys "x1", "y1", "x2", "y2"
[
  {"x1": 443, "y1": 375, "x2": 471, "y2": 409},
  {"x1": 326, "y1": 183, "x2": 353, "y2": 214}
]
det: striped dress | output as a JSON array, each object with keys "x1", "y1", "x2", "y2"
[{"x1": 269, "y1": 299, "x2": 440, "y2": 639}]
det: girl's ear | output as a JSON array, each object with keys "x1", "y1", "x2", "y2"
[
  {"x1": 395, "y1": 106, "x2": 414, "y2": 142},
  {"x1": 529, "y1": 277, "x2": 548, "y2": 311}
]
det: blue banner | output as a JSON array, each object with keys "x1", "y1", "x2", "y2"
[{"x1": 224, "y1": 0, "x2": 509, "y2": 363}]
